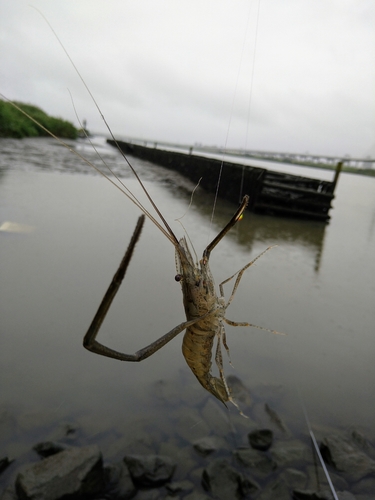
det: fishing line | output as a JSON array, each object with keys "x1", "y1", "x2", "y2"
[
  {"x1": 283, "y1": 327, "x2": 339, "y2": 496},
  {"x1": 239, "y1": 0, "x2": 261, "y2": 202},
  {"x1": 209, "y1": 0, "x2": 261, "y2": 237},
  {"x1": 297, "y1": 387, "x2": 339, "y2": 499}
]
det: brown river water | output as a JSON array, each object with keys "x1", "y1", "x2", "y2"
[{"x1": 0, "y1": 136, "x2": 374, "y2": 492}]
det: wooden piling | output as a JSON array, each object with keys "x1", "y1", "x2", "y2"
[{"x1": 332, "y1": 161, "x2": 343, "y2": 194}]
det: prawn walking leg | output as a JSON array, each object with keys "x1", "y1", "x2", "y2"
[
  {"x1": 220, "y1": 246, "x2": 284, "y2": 335},
  {"x1": 83, "y1": 215, "x2": 205, "y2": 362}
]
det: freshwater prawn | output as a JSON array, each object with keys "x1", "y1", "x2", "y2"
[
  {"x1": 83, "y1": 191, "x2": 279, "y2": 413},
  {"x1": 1, "y1": 11, "x2": 282, "y2": 414},
  {"x1": 3, "y1": 96, "x2": 281, "y2": 413}
]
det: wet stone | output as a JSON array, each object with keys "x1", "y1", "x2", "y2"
[
  {"x1": 133, "y1": 490, "x2": 161, "y2": 500},
  {"x1": 248, "y1": 429, "x2": 273, "y2": 451},
  {"x1": 165, "y1": 479, "x2": 194, "y2": 494},
  {"x1": 320, "y1": 434, "x2": 375, "y2": 482},
  {"x1": 305, "y1": 464, "x2": 348, "y2": 492},
  {"x1": 124, "y1": 454, "x2": 176, "y2": 487},
  {"x1": 234, "y1": 447, "x2": 277, "y2": 477},
  {"x1": 15, "y1": 444, "x2": 104, "y2": 500},
  {"x1": 192, "y1": 436, "x2": 227, "y2": 456},
  {"x1": 292, "y1": 490, "x2": 356, "y2": 500},
  {"x1": 351, "y1": 429, "x2": 372, "y2": 453},
  {"x1": 202, "y1": 457, "x2": 259, "y2": 500},
  {"x1": 257, "y1": 478, "x2": 291, "y2": 500},
  {"x1": 184, "y1": 493, "x2": 212, "y2": 500},
  {"x1": 351, "y1": 476, "x2": 375, "y2": 495},
  {"x1": 33, "y1": 441, "x2": 67, "y2": 458},
  {"x1": 163, "y1": 445, "x2": 196, "y2": 480},
  {"x1": 336, "y1": 493, "x2": 357, "y2": 500},
  {"x1": 270, "y1": 440, "x2": 310, "y2": 467},
  {"x1": 0, "y1": 486, "x2": 18, "y2": 500},
  {"x1": 104, "y1": 461, "x2": 137, "y2": 499},
  {"x1": 279, "y1": 468, "x2": 307, "y2": 489},
  {"x1": 292, "y1": 490, "x2": 334, "y2": 499}
]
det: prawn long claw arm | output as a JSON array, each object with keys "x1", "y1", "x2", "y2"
[{"x1": 83, "y1": 215, "x2": 209, "y2": 362}]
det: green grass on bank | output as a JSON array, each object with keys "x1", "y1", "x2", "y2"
[{"x1": 0, "y1": 99, "x2": 77, "y2": 139}]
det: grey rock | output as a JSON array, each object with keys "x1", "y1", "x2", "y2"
[
  {"x1": 184, "y1": 493, "x2": 212, "y2": 500},
  {"x1": 33, "y1": 442, "x2": 66, "y2": 458},
  {"x1": 279, "y1": 468, "x2": 307, "y2": 489},
  {"x1": 0, "y1": 487, "x2": 18, "y2": 500},
  {"x1": 189, "y1": 466, "x2": 205, "y2": 483},
  {"x1": 234, "y1": 447, "x2": 277, "y2": 477},
  {"x1": 159, "y1": 443, "x2": 195, "y2": 479},
  {"x1": 123, "y1": 455, "x2": 176, "y2": 487},
  {"x1": 293, "y1": 490, "x2": 356, "y2": 500},
  {"x1": 320, "y1": 434, "x2": 375, "y2": 482},
  {"x1": 16, "y1": 445, "x2": 104, "y2": 500},
  {"x1": 248, "y1": 429, "x2": 273, "y2": 451},
  {"x1": 132, "y1": 490, "x2": 161, "y2": 500},
  {"x1": 352, "y1": 476, "x2": 375, "y2": 495},
  {"x1": 202, "y1": 458, "x2": 258, "y2": 499},
  {"x1": 165, "y1": 479, "x2": 194, "y2": 494},
  {"x1": 15, "y1": 444, "x2": 103, "y2": 500},
  {"x1": 337, "y1": 493, "x2": 357, "y2": 500},
  {"x1": 104, "y1": 461, "x2": 137, "y2": 499},
  {"x1": 192, "y1": 436, "x2": 226, "y2": 456},
  {"x1": 305, "y1": 465, "x2": 348, "y2": 492},
  {"x1": 351, "y1": 430, "x2": 372, "y2": 453},
  {"x1": 292, "y1": 490, "x2": 335, "y2": 500},
  {"x1": 257, "y1": 479, "x2": 291, "y2": 500},
  {"x1": 271, "y1": 440, "x2": 310, "y2": 466}
]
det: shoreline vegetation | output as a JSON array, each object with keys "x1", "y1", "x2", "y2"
[
  {"x1": 1, "y1": 99, "x2": 373, "y2": 178},
  {"x1": 0, "y1": 99, "x2": 77, "y2": 139}
]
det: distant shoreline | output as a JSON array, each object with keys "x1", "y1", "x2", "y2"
[
  {"x1": 241, "y1": 155, "x2": 375, "y2": 178},
  {"x1": 1, "y1": 99, "x2": 373, "y2": 178}
]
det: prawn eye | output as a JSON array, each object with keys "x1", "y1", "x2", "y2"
[{"x1": 175, "y1": 274, "x2": 183, "y2": 282}]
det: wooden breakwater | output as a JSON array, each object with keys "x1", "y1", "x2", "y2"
[{"x1": 108, "y1": 140, "x2": 338, "y2": 221}]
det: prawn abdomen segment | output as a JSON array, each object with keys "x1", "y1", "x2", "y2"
[
  {"x1": 182, "y1": 325, "x2": 229, "y2": 404},
  {"x1": 177, "y1": 236, "x2": 231, "y2": 404}
]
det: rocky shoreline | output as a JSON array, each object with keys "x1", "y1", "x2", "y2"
[{"x1": 1, "y1": 376, "x2": 374, "y2": 499}]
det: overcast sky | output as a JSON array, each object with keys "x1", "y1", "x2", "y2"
[{"x1": 1, "y1": 0, "x2": 374, "y2": 157}]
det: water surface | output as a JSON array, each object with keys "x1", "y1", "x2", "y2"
[{"x1": 1, "y1": 137, "x2": 374, "y2": 479}]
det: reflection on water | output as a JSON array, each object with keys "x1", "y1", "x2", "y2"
[{"x1": 1, "y1": 137, "x2": 374, "y2": 491}]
